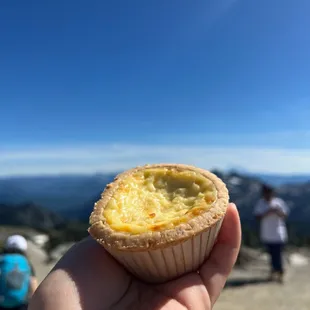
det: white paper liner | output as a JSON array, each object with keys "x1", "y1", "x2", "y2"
[{"x1": 106, "y1": 218, "x2": 224, "y2": 283}]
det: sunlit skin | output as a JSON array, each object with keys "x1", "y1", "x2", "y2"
[{"x1": 29, "y1": 203, "x2": 241, "y2": 310}]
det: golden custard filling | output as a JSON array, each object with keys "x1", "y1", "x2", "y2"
[{"x1": 103, "y1": 168, "x2": 217, "y2": 234}]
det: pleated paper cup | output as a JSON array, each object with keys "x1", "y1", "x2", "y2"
[{"x1": 102, "y1": 218, "x2": 224, "y2": 283}]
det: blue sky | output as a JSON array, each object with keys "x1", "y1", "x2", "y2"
[{"x1": 1, "y1": 0, "x2": 310, "y2": 176}]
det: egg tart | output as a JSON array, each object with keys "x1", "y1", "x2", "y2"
[{"x1": 89, "y1": 164, "x2": 229, "y2": 283}]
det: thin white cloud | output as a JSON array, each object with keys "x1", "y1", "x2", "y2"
[
  {"x1": 2, "y1": 143, "x2": 310, "y2": 176},
  {"x1": 160, "y1": 130, "x2": 310, "y2": 147}
]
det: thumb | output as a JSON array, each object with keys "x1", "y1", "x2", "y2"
[{"x1": 199, "y1": 203, "x2": 241, "y2": 306}]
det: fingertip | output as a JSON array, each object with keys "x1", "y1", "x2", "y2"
[{"x1": 228, "y1": 202, "x2": 237, "y2": 210}]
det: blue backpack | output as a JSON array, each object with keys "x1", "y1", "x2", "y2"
[{"x1": 0, "y1": 254, "x2": 31, "y2": 308}]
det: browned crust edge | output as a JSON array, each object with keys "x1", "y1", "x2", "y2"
[{"x1": 88, "y1": 163, "x2": 229, "y2": 251}]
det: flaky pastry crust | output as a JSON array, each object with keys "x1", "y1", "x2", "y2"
[{"x1": 88, "y1": 164, "x2": 229, "y2": 251}]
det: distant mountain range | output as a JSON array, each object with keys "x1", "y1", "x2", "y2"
[
  {"x1": 1, "y1": 171, "x2": 310, "y2": 235},
  {"x1": 226, "y1": 169, "x2": 310, "y2": 186},
  {"x1": 0, "y1": 173, "x2": 116, "y2": 215},
  {"x1": 0, "y1": 203, "x2": 65, "y2": 231},
  {"x1": 249, "y1": 173, "x2": 310, "y2": 187}
]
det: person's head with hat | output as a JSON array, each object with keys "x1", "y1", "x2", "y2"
[{"x1": 4, "y1": 234, "x2": 28, "y2": 254}]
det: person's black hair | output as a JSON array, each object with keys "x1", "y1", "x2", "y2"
[{"x1": 261, "y1": 184, "x2": 274, "y2": 195}]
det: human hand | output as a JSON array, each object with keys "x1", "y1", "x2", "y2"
[
  {"x1": 29, "y1": 203, "x2": 241, "y2": 310},
  {"x1": 269, "y1": 203, "x2": 280, "y2": 210},
  {"x1": 268, "y1": 207, "x2": 286, "y2": 219}
]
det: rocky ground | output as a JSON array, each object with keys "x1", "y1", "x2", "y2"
[
  {"x1": 216, "y1": 249, "x2": 310, "y2": 310},
  {"x1": 27, "y1": 241, "x2": 55, "y2": 282},
  {"x1": 216, "y1": 265, "x2": 310, "y2": 310},
  {"x1": 27, "y1": 243, "x2": 310, "y2": 310}
]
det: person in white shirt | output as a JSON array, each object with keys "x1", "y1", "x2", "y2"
[{"x1": 253, "y1": 184, "x2": 289, "y2": 283}]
